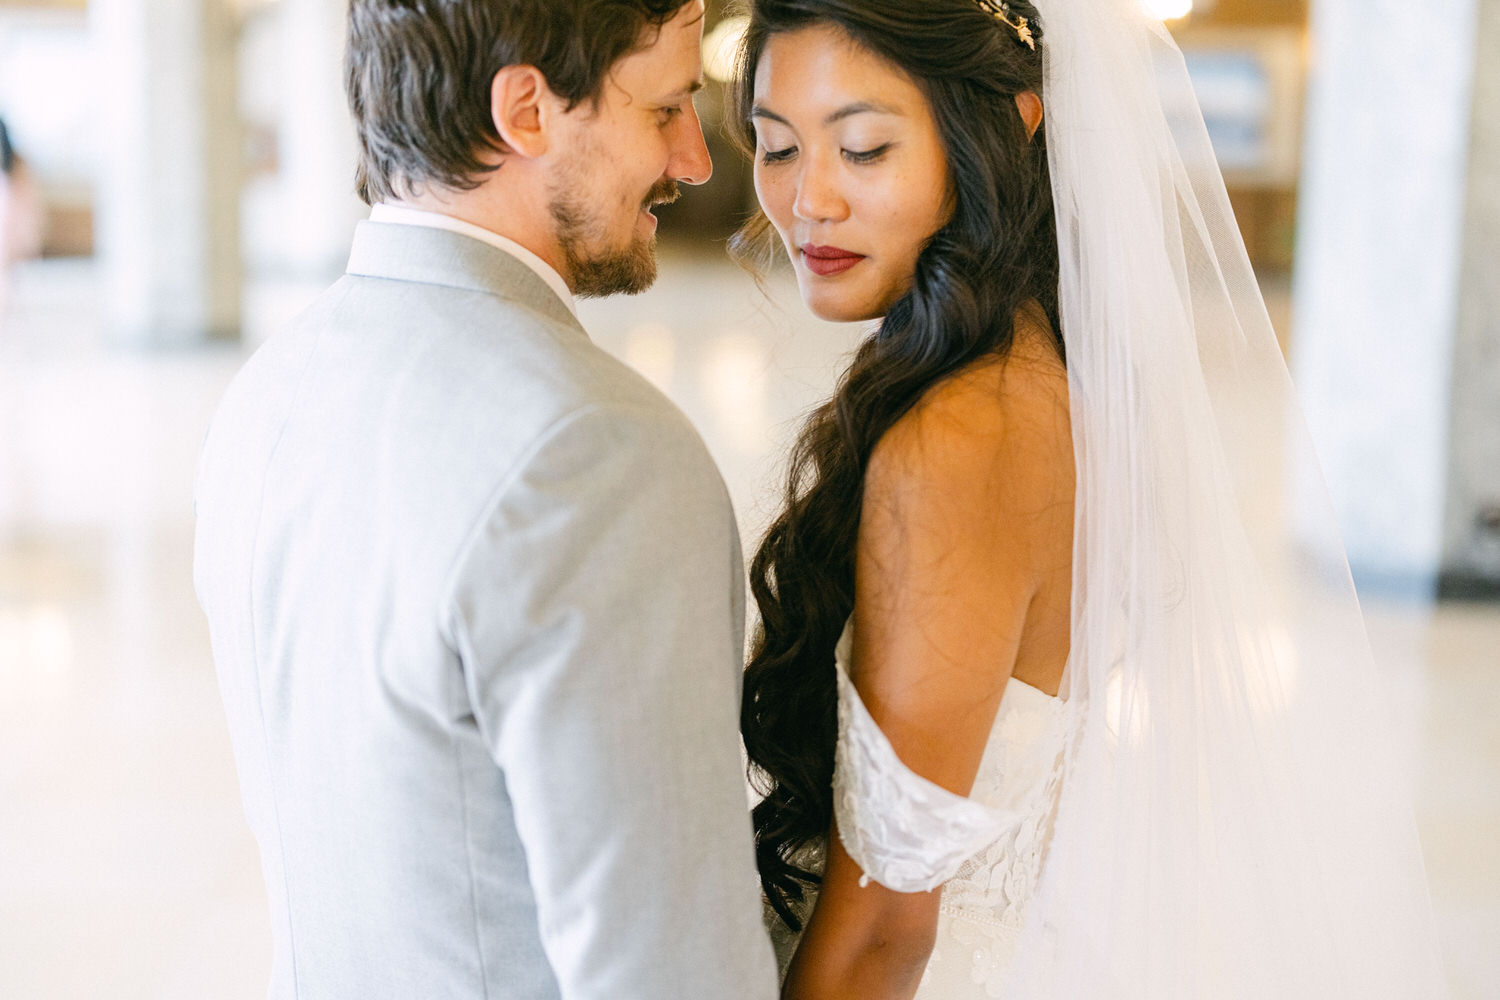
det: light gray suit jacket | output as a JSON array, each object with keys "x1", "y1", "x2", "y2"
[{"x1": 194, "y1": 221, "x2": 779, "y2": 1000}]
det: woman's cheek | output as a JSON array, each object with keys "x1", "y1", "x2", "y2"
[{"x1": 752, "y1": 166, "x2": 776, "y2": 213}]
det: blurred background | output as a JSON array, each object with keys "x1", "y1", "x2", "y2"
[{"x1": 0, "y1": 0, "x2": 1496, "y2": 996}]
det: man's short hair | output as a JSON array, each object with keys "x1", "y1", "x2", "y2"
[{"x1": 346, "y1": 0, "x2": 693, "y2": 205}]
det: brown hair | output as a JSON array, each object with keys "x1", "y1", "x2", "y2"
[{"x1": 346, "y1": 0, "x2": 694, "y2": 204}]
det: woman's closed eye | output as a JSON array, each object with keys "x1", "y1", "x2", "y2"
[
  {"x1": 760, "y1": 143, "x2": 895, "y2": 166},
  {"x1": 844, "y1": 143, "x2": 893, "y2": 164}
]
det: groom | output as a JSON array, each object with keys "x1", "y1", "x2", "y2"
[{"x1": 193, "y1": 2, "x2": 778, "y2": 997}]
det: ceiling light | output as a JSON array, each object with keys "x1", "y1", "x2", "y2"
[{"x1": 1146, "y1": 0, "x2": 1194, "y2": 19}]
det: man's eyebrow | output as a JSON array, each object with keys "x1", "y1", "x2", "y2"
[
  {"x1": 661, "y1": 79, "x2": 706, "y2": 102},
  {"x1": 751, "y1": 100, "x2": 901, "y2": 126}
]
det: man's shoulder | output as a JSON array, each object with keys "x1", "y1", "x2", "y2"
[
  {"x1": 206, "y1": 272, "x2": 716, "y2": 508},
  {"x1": 240, "y1": 271, "x2": 682, "y2": 426},
  {"x1": 357, "y1": 272, "x2": 673, "y2": 410}
]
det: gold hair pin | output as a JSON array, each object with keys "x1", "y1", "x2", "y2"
[{"x1": 975, "y1": 0, "x2": 1036, "y2": 50}]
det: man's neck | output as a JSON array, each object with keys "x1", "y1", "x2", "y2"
[{"x1": 392, "y1": 185, "x2": 570, "y2": 289}]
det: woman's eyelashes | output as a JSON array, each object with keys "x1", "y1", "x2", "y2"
[
  {"x1": 758, "y1": 143, "x2": 895, "y2": 166},
  {"x1": 844, "y1": 143, "x2": 893, "y2": 164}
]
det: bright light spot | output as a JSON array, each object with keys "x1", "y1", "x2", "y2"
[
  {"x1": 1104, "y1": 668, "x2": 1150, "y2": 750},
  {"x1": 703, "y1": 15, "x2": 750, "y2": 85},
  {"x1": 31, "y1": 607, "x2": 74, "y2": 676},
  {"x1": 1243, "y1": 622, "x2": 1300, "y2": 710},
  {"x1": 702, "y1": 331, "x2": 770, "y2": 453},
  {"x1": 0, "y1": 605, "x2": 75, "y2": 701},
  {"x1": 1146, "y1": 0, "x2": 1193, "y2": 19},
  {"x1": 623, "y1": 322, "x2": 677, "y2": 392}
]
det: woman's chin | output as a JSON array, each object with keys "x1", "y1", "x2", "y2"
[{"x1": 800, "y1": 285, "x2": 887, "y2": 325}]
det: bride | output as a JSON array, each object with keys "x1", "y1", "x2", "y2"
[{"x1": 733, "y1": 1, "x2": 1451, "y2": 998}]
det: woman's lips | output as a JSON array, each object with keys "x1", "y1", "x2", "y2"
[{"x1": 800, "y1": 244, "x2": 866, "y2": 277}]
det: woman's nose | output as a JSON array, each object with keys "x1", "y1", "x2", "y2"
[{"x1": 792, "y1": 156, "x2": 850, "y2": 225}]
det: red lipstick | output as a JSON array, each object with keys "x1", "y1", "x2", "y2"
[{"x1": 800, "y1": 244, "x2": 866, "y2": 277}]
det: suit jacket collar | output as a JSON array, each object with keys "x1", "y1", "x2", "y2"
[{"x1": 345, "y1": 220, "x2": 584, "y2": 334}]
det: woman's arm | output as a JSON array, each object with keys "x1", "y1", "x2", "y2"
[
  {"x1": 782, "y1": 834, "x2": 941, "y2": 1000},
  {"x1": 783, "y1": 343, "x2": 1073, "y2": 1000}
]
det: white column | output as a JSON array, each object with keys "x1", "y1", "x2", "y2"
[
  {"x1": 278, "y1": 0, "x2": 365, "y2": 277},
  {"x1": 92, "y1": 0, "x2": 241, "y2": 346},
  {"x1": 1441, "y1": 0, "x2": 1500, "y2": 596},
  {"x1": 1291, "y1": 0, "x2": 1481, "y2": 595}
]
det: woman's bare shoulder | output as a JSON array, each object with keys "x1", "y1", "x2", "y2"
[
  {"x1": 866, "y1": 315, "x2": 1073, "y2": 507},
  {"x1": 848, "y1": 314, "x2": 1073, "y2": 790}
]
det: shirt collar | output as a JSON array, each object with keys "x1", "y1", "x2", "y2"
[{"x1": 368, "y1": 204, "x2": 576, "y2": 317}]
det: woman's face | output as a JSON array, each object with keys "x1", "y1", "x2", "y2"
[{"x1": 751, "y1": 25, "x2": 952, "y2": 323}]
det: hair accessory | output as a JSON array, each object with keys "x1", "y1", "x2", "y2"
[{"x1": 976, "y1": 0, "x2": 1036, "y2": 50}]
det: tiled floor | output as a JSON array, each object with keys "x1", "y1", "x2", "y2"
[{"x1": 1, "y1": 254, "x2": 1495, "y2": 999}]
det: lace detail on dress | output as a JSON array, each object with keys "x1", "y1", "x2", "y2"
[
  {"x1": 830, "y1": 621, "x2": 1071, "y2": 997},
  {"x1": 938, "y1": 686, "x2": 1069, "y2": 924},
  {"x1": 919, "y1": 694, "x2": 1069, "y2": 997},
  {"x1": 832, "y1": 648, "x2": 1024, "y2": 892}
]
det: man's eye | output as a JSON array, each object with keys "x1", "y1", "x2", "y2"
[
  {"x1": 657, "y1": 107, "x2": 684, "y2": 126},
  {"x1": 761, "y1": 146, "x2": 797, "y2": 164}
]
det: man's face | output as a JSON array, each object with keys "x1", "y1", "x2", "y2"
[{"x1": 547, "y1": 1, "x2": 713, "y2": 297}]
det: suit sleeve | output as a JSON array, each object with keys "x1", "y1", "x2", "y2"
[{"x1": 441, "y1": 402, "x2": 778, "y2": 1000}]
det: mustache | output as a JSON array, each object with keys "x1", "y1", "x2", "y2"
[{"x1": 643, "y1": 179, "x2": 681, "y2": 209}]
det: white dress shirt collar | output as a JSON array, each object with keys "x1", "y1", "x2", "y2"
[{"x1": 369, "y1": 203, "x2": 576, "y2": 317}]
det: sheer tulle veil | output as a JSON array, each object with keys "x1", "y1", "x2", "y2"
[{"x1": 1010, "y1": 0, "x2": 1450, "y2": 995}]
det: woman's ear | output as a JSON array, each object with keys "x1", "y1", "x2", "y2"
[
  {"x1": 490, "y1": 64, "x2": 552, "y2": 159},
  {"x1": 1015, "y1": 90, "x2": 1043, "y2": 141}
]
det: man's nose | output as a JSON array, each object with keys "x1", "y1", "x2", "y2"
[{"x1": 669, "y1": 104, "x2": 714, "y2": 186}]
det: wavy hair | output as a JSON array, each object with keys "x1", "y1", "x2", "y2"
[{"x1": 730, "y1": 0, "x2": 1061, "y2": 930}]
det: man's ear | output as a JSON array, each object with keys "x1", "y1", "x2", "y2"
[
  {"x1": 1015, "y1": 90, "x2": 1043, "y2": 141},
  {"x1": 490, "y1": 64, "x2": 552, "y2": 159}
]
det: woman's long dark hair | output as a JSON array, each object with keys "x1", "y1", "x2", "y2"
[{"x1": 731, "y1": 0, "x2": 1061, "y2": 930}]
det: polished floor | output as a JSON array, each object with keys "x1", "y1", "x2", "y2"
[{"x1": 0, "y1": 254, "x2": 1496, "y2": 999}]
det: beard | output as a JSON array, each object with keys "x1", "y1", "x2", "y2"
[{"x1": 548, "y1": 172, "x2": 681, "y2": 299}]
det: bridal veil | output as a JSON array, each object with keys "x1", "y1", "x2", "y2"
[{"x1": 1008, "y1": 0, "x2": 1450, "y2": 995}]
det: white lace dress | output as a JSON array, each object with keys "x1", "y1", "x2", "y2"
[{"x1": 830, "y1": 621, "x2": 1071, "y2": 998}]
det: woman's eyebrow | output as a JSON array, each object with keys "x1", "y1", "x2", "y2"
[
  {"x1": 752, "y1": 100, "x2": 902, "y2": 126},
  {"x1": 750, "y1": 105, "x2": 792, "y2": 125},
  {"x1": 823, "y1": 100, "x2": 901, "y2": 124}
]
